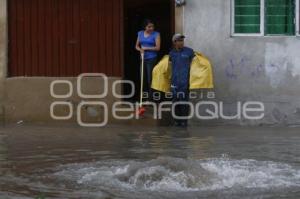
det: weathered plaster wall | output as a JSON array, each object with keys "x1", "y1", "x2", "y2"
[
  {"x1": 0, "y1": 0, "x2": 7, "y2": 124},
  {"x1": 184, "y1": 0, "x2": 300, "y2": 126},
  {"x1": 4, "y1": 77, "x2": 125, "y2": 125},
  {"x1": 0, "y1": 0, "x2": 7, "y2": 79}
]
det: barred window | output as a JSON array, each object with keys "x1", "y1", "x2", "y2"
[
  {"x1": 232, "y1": 0, "x2": 297, "y2": 36},
  {"x1": 234, "y1": 0, "x2": 261, "y2": 34},
  {"x1": 265, "y1": 0, "x2": 295, "y2": 35}
]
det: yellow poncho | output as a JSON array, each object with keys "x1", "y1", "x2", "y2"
[{"x1": 151, "y1": 52, "x2": 214, "y2": 93}]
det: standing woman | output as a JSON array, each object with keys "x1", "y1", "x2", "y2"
[{"x1": 135, "y1": 19, "x2": 161, "y2": 100}]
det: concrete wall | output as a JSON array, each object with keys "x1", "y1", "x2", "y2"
[
  {"x1": 3, "y1": 77, "x2": 123, "y2": 125},
  {"x1": 0, "y1": 0, "x2": 7, "y2": 79},
  {"x1": 0, "y1": 0, "x2": 7, "y2": 123},
  {"x1": 184, "y1": 0, "x2": 300, "y2": 126}
]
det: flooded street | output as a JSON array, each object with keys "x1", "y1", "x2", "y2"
[{"x1": 1, "y1": 124, "x2": 300, "y2": 199}]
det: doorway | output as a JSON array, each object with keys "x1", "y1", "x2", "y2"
[{"x1": 123, "y1": 0, "x2": 175, "y2": 101}]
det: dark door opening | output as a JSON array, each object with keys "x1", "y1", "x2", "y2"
[{"x1": 123, "y1": 0, "x2": 174, "y2": 102}]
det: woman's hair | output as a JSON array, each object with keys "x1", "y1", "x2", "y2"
[{"x1": 143, "y1": 19, "x2": 155, "y2": 29}]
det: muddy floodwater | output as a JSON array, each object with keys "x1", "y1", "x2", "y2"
[{"x1": 0, "y1": 124, "x2": 300, "y2": 199}]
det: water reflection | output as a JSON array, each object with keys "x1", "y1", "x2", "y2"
[
  {"x1": 0, "y1": 134, "x2": 7, "y2": 162},
  {"x1": 0, "y1": 125, "x2": 300, "y2": 198},
  {"x1": 116, "y1": 128, "x2": 215, "y2": 160}
]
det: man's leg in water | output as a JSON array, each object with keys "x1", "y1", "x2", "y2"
[{"x1": 172, "y1": 91, "x2": 190, "y2": 127}]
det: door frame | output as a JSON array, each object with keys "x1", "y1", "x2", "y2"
[{"x1": 121, "y1": 0, "x2": 176, "y2": 79}]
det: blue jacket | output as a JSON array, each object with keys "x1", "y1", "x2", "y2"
[{"x1": 169, "y1": 47, "x2": 195, "y2": 94}]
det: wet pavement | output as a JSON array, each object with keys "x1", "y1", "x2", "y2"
[{"x1": 0, "y1": 124, "x2": 300, "y2": 199}]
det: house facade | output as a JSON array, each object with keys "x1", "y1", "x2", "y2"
[
  {"x1": 0, "y1": 0, "x2": 299, "y2": 126},
  {"x1": 185, "y1": 0, "x2": 300, "y2": 126}
]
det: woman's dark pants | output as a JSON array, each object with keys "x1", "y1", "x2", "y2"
[{"x1": 142, "y1": 57, "x2": 157, "y2": 100}]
